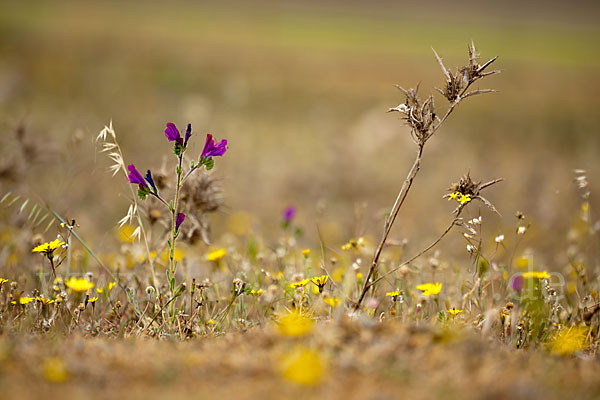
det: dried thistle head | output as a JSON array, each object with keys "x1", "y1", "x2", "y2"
[
  {"x1": 389, "y1": 84, "x2": 437, "y2": 144},
  {"x1": 175, "y1": 169, "x2": 223, "y2": 245},
  {"x1": 444, "y1": 172, "x2": 503, "y2": 215},
  {"x1": 434, "y1": 42, "x2": 498, "y2": 103}
]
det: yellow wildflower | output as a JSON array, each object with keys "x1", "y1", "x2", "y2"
[
  {"x1": 88, "y1": 296, "x2": 98, "y2": 304},
  {"x1": 11, "y1": 296, "x2": 35, "y2": 305},
  {"x1": 341, "y1": 237, "x2": 365, "y2": 251},
  {"x1": 0, "y1": 278, "x2": 8, "y2": 285},
  {"x1": 323, "y1": 297, "x2": 340, "y2": 307},
  {"x1": 207, "y1": 319, "x2": 217, "y2": 325},
  {"x1": 289, "y1": 279, "x2": 310, "y2": 289},
  {"x1": 311, "y1": 275, "x2": 329, "y2": 293},
  {"x1": 42, "y1": 357, "x2": 68, "y2": 383},
  {"x1": 250, "y1": 289, "x2": 263, "y2": 297},
  {"x1": 356, "y1": 272, "x2": 363, "y2": 280},
  {"x1": 64, "y1": 277, "x2": 94, "y2": 293},
  {"x1": 301, "y1": 249, "x2": 311, "y2": 256},
  {"x1": 206, "y1": 248, "x2": 226, "y2": 261},
  {"x1": 416, "y1": 282, "x2": 442, "y2": 297},
  {"x1": 280, "y1": 346, "x2": 325, "y2": 386},
  {"x1": 549, "y1": 326, "x2": 588, "y2": 355},
  {"x1": 32, "y1": 238, "x2": 65, "y2": 255},
  {"x1": 278, "y1": 311, "x2": 313, "y2": 337},
  {"x1": 447, "y1": 307, "x2": 463, "y2": 316},
  {"x1": 36, "y1": 297, "x2": 55, "y2": 305},
  {"x1": 386, "y1": 290, "x2": 401, "y2": 297},
  {"x1": 522, "y1": 271, "x2": 551, "y2": 279},
  {"x1": 448, "y1": 192, "x2": 471, "y2": 205}
]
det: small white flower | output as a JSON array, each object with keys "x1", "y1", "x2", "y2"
[
  {"x1": 495, "y1": 234, "x2": 505, "y2": 243},
  {"x1": 517, "y1": 226, "x2": 527, "y2": 235},
  {"x1": 463, "y1": 233, "x2": 471, "y2": 239},
  {"x1": 466, "y1": 244, "x2": 476, "y2": 254},
  {"x1": 468, "y1": 216, "x2": 482, "y2": 225}
]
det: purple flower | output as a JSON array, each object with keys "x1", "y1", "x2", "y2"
[
  {"x1": 184, "y1": 123, "x2": 192, "y2": 147},
  {"x1": 128, "y1": 164, "x2": 148, "y2": 189},
  {"x1": 175, "y1": 213, "x2": 186, "y2": 231},
  {"x1": 165, "y1": 122, "x2": 182, "y2": 144},
  {"x1": 511, "y1": 275, "x2": 524, "y2": 292},
  {"x1": 201, "y1": 134, "x2": 228, "y2": 158},
  {"x1": 282, "y1": 206, "x2": 296, "y2": 223}
]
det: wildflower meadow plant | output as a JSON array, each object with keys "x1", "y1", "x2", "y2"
[
  {"x1": 99, "y1": 120, "x2": 228, "y2": 323},
  {"x1": 355, "y1": 43, "x2": 499, "y2": 310}
]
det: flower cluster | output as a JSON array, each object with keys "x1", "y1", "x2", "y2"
[{"x1": 448, "y1": 191, "x2": 471, "y2": 205}]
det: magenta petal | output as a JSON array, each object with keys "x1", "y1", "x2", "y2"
[
  {"x1": 175, "y1": 213, "x2": 186, "y2": 230},
  {"x1": 165, "y1": 122, "x2": 181, "y2": 142},
  {"x1": 201, "y1": 134, "x2": 215, "y2": 157},
  {"x1": 127, "y1": 164, "x2": 146, "y2": 186}
]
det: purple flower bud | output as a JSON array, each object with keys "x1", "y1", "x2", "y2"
[
  {"x1": 175, "y1": 213, "x2": 186, "y2": 231},
  {"x1": 165, "y1": 122, "x2": 182, "y2": 143},
  {"x1": 282, "y1": 206, "x2": 296, "y2": 223},
  {"x1": 128, "y1": 164, "x2": 148, "y2": 189},
  {"x1": 145, "y1": 170, "x2": 156, "y2": 191},
  {"x1": 511, "y1": 275, "x2": 524, "y2": 292},
  {"x1": 184, "y1": 123, "x2": 192, "y2": 146},
  {"x1": 200, "y1": 134, "x2": 228, "y2": 158}
]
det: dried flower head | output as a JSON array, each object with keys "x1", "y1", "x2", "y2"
[{"x1": 444, "y1": 172, "x2": 503, "y2": 215}]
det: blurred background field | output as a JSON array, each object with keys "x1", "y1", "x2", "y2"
[
  {"x1": 0, "y1": 0, "x2": 599, "y2": 260},
  {"x1": 1, "y1": 2, "x2": 600, "y2": 399}
]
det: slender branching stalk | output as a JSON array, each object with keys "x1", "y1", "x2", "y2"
[{"x1": 355, "y1": 43, "x2": 498, "y2": 310}]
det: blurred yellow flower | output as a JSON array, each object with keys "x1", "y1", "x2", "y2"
[
  {"x1": 42, "y1": 357, "x2": 68, "y2": 383},
  {"x1": 289, "y1": 279, "x2": 310, "y2": 289},
  {"x1": 323, "y1": 297, "x2": 340, "y2": 307},
  {"x1": 516, "y1": 256, "x2": 529, "y2": 269},
  {"x1": 161, "y1": 248, "x2": 184, "y2": 263},
  {"x1": 386, "y1": 290, "x2": 400, "y2": 297},
  {"x1": 301, "y1": 249, "x2": 311, "y2": 256},
  {"x1": 522, "y1": 271, "x2": 550, "y2": 279},
  {"x1": 11, "y1": 296, "x2": 34, "y2": 305},
  {"x1": 280, "y1": 346, "x2": 325, "y2": 386},
  {"x1": 416, "y1": 282, "x2": 442, "y2": 297},
  {"x1": 341, "y1": 237, "x2": 365, "y2": 251},
  {"x1": 250, "y1": 289, "x2": 263, "y2": 297},
  {"x1": 88, "y1": 296, "x2": 98, "y2": 304},
  {"x1": 550, "y1": 326, "x2": 588, "y2": 355},
  {"x1": 331, "y1": 267, "x2": 345, "y2": 283},
  {"x1": 278, "y1": 311, "x2": 313, "y2": 337},
  {"x1": 65, "y1": 277, "x2": 94, "y2": 293},
  {"x1": 0, "y1": 278, "x2": 7, "y2": 285},
  {"x1": 32, "y1": 238, "x2": 65, "y2": 255},
  {"x1": 206, "y1": 248, "x2": 226, "y2": 261},
  {"x1": 356, "y1": 272, "x2": 363, "y2": 280},
  {"x1": 447, "y1": 307, "x2": 463, "y2": 316},
  {"x1": 116, "y1": 224, "x2": 136, "y2": 243}
]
